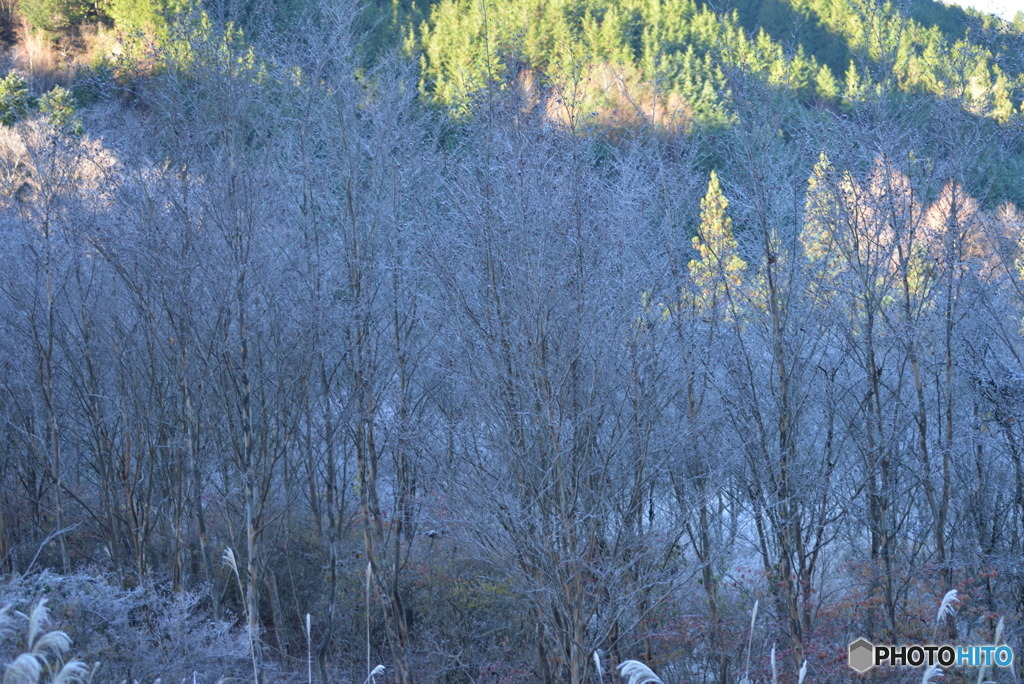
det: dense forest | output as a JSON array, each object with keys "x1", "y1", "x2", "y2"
[{"x1": 1, "y1": 0, "x2": 1024, "y2": 681}]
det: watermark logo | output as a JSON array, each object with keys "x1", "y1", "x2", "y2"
[
  {"x1": 848, "y1": 638, "x2": 874, "y2": 673},
  {"x1": 848, "y1": 638, "x2": 1014, "y2": 673}
]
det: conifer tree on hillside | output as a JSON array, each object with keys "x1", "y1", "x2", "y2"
[{"x1": 689, "y1": 170, "x2": 746, "y2": 312}]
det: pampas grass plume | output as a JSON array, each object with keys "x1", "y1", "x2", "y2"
[
  {"x1": 304, "y1": 613, "x2": 312, "y2": 684},
  {"x1": 1, "y1": 599, "x2": 92, "y2": 684},
  {"x1": 936, "y1": 590, "x2": 959, "y2": 624},
  {"x1": 4, "y1": 652, "x2": 43, "y2": 683},
  {"x1": 616, "y1": 660, "x2": 664, "y2": 684},
  {"x1": 49, "y1": 661, "x2": 92, "y2": 684},
  {"x1": 363, "y1": 664, "x2": 385, "y2": 684},
  {"x1": 976, "y1": 614, "x2": 1007, "y2": 684},
  {"x1": 222, "y1": 548, "x2": 239, "y2": 577},
  {"x1": 742, "y1": 600, "x2": 759, "y2": 683}
]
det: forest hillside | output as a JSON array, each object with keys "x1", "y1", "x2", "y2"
[{"x1": 0, "y1": 0, "x2": 1023, "y2": 682}]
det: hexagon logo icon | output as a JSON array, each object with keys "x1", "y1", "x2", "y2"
[{"x1": 848, "y1": 638, "x2": 875, "y2": 673}]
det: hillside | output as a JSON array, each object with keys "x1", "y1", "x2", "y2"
[
  {"x1": 403, "y1": 0, "x2": 1024, "y2": 201},
  {"x1": 0, "y1": 0, "x2": 1022, "y2": 683},
  {"x1": 414, "y1": 0, "x2": 1022, "y2": 123}
]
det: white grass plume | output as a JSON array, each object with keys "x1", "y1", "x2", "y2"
[
  {"x1": 27, "y1": 601, "x2": 46, "y2": 649},
  {"x1": 996, "y1": 616, "x2": 1015, "y2": 683},
  {"x1": 742, "y1": 600, "x2": 759, "y2": 683},
  {"x1": 922, "y1": 664, "x2": 944, "y2": 683},
  {"x1": 222, "y1": 548, "x2": 257, "y2": 684},
  {"x1": 305, "y1": 613, "x2": 312, "y2": 684},
  {"x1": 222, "y1": 548, "x2": 239, "y2": 577},
  {"x1": 49, "y1": 661, "x2": 92, "y2": 684},
  {"x1": 363, "y1": 664, "x2": 385, "y2": 684},
  {"x1": 977, "y1": 615, "x2": 1007, "y2": 684},
  {"x1": 0, "y1": 606, "x2": 15, "y2": 644},
  {"x1": 936, "y1": 590, "x2": 959, "y2": 624},
  {"x1": 1, "y1": 599, "x2": 92, "y2": 684},
  {"x1": 593, "y1": 649, "x2": 604, "y2": 681},
  {"x1": 365, "y1": 563, "x2": 372, "y2": 682},
  {"x1": 770, "y1": 644, "x2": 777, "y2": 684},
  {"x1": 616, "y1": 660, "x2": 664, "y2": 684},
  {"x1": 25, "y1": 599, "x2": 72, "y2": 665},
  {"x1": 4, "y1": 653, "x2": 43, "y2": 684}
]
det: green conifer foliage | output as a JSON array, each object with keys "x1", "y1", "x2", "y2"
[
  {"x1": 19, "y1": 0, "x2": 88, "y2": 35},
  {"x1": 40, "y1": 86, "x2": 84, "y2": 135},
  {"x1": 0, "y1": 72, "x2": 35, "y2": 126},
  {"x1": 689, "y1": 170, "x2": 746, "y2": 309}
]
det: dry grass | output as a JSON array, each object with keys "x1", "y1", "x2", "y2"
[
  {"x1": 72, "y1": 25, "x2": 118, "y2": 68},
  {"x1": 514, "y1": 62, "x2": 692, "y2": 137},
  {"x1": 10, "y1": 28, "x2": 62, "y2": 91},
  {"x1": 8, "y1": 22, "x2": 119, "y2": 94}
]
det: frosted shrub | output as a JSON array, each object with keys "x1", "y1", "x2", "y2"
[{"x1": 0, "y1": 572, "x2": 249, "y2": 682}]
